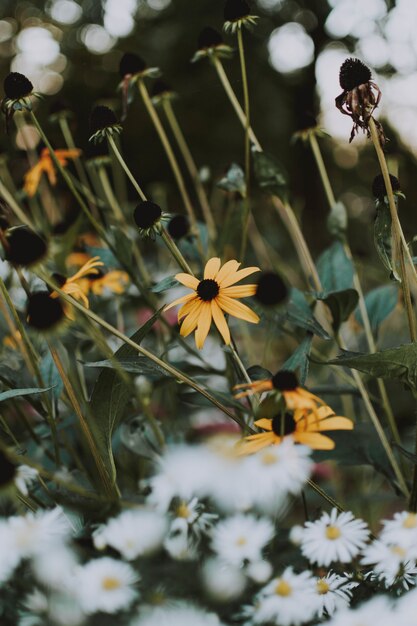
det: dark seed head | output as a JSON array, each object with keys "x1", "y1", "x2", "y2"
[
  {"x1": 339, "y1": 58, "x2": 372, "y2": 91},
  {"x1": 133, "y1": 201, "x2": 162, "y2": 230},
  {"x1": 272, "y1": 370, "x2": 298, "y2": 391},
  {"x1": 271, "y1": 413, "x2": 296, "y2": 437},
  {"x1": 151, "y1": 80, "x2": 173, "y2": 98},
  {"x1": 255, "y1": 272, "x2": 288, "y2": 307},
  {"x1": 3, "y1": 72, "x2": 33, "y2": 100},
  {"x1": 224, "y1": 0, "x2": 251, "y2": 22},
  {"x1": 5, "y1": 227, "x2": 47, "y2": 267},
  {"x1": 167, "y1": 215, "x2": 190, "y2": 240},
  {"x1": 119, "y1": 52, "x2": 147, "y2": 77},
  {"x1": 298, "y1": 111, "x2": 317, "y2": 131},
  {"x1": 197, "y1": 27, "x2": 224, "y2": 50},
  {"x1": 0, "y1": 449, "x2": 16, "y2": 488},
  {"x1": 27, "y1": 292, "x2": 65, "y2": 331},
  {"x1": 372, "y1": 174, "x2": 401, "y2": 200},
  {"x1": 51, "y1": 273, "x2": 67, "y2": 288},
  {"x1": 197, "y1": 278, "x2": 220, "y2": 301},
  {"x1": 89, "y1": 106, "x2": 118, "y2": 135}
]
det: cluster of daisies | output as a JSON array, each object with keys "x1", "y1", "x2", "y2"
[{"x1": 3, "y1": 439, "x2": 417, "y2": 625}]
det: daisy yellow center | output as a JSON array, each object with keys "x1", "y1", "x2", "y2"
[
  {"x1": 176, "y1": 502, "x2": 190, "y2": 518},
  {"x1": 316, "y1": 580, "x2": 330, "y2": 594},
  {"x1": 197, "y1": 278, "x2": 219, "y2": 301},
  {"x1": 390, "y1": 545, "x2": 406, "y2": 558},
  {"x1": 275, "y1": 579, "x2": 292, "y2": 596},
  {"x1": 325, "y1": 525, "x2": 341, "y2": 540},
  {"x1": 261, "y1": 451, "x2": 279, "y2": 465},
  {"x1": 102, "y1": 576, "x2": 121, "y2": 590},
  {"x1": 403, "y1": 513, "x2": 417, "y2": 529},
  {"x1": 236, "y1": 536, "x2": 247, "y2": 546}
]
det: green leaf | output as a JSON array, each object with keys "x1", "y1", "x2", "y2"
[
  {"x1": 355, "y1": 285, "x2": 398, "y2": 335},
  {"x1": 151, "y1": 275, "x2": 178, "y2": 294},
  {"x1": 327, "y1": 201, "x2": 347, "y2": 238},
  {"x1": 246, "y1": 365, "x2": 272, "y2": 381},
  {"x1": 280, "y1": 288, "x2": 331, "y2": 340},
  {"x1": 324, "y1": 343, "x2": 417, "y2": 391},
  {"x1": 374, "y1": 202, "x2": 397, "y2": 278},
  {"x1": 253, "y1": 150, "x2": 288, "y2": 200},
  {"x1": 0, "y1": 387, "x2": 53, "y2": 402},
  {"x1": 318, "y1": 288, "x2": 359, "y2": 332},
  {"x1": 217, "y1": 163, "x2": 246, "y2": 197},
  {"x1": 84, "y1": 356, "x2": 170, "y2": 380},
  {"x1": 40, "y1": 352, "x2": 64, "y2": 401},
  {"x1": 111, "y1": 228, "x2": 133, "y2": 271},
  {"x1": 85, "y1": 245, "x2": 119, "y2": 268},
  {"x1": 316, "y1": 241, "x2": 354, "y2": 292},
  {"x1": 282, "y1": 334, "x2": 313, "y2": 385},
  {"x1": 88, "y1": 308, "x2": 163, "y2": 484}
]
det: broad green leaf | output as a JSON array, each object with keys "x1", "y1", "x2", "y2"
[
  {"x1": 318, "y1": 289, "x2": 359, "y2": 332},
  {"x1": 316, "y1": 241, "x2": 354, "y2": 292},
  {"x1": 253, "y1": 150, "x2": 288, "y2": 200},
  {"x1": 246, "y1": 365, "x2": 272, "y2": 381},
  {"x1": 84, "y1": 356, "x2": 170, "y2": 380},
  {"x1": 282, "y1": 334, "x2": 313, "y2": 384},
  {"x1": 374, "y1": 201, "x2": 396, "y2": 278},
  {"x1": 151, "y1": 275, "x2": 178, "y2": 294},
  {"x1": 217, "y1": 163, "x2": 246, "y2": 197},
  {"x1": 0, "y1": 387, "x2": 53, "y2": 402},
  {"x1": 88, "y1": 308, "x2": 162, "y2": 484},
  {"x1": 355, "y1": 285, "x2": 398, "y2": 335},
  {"x1": 324, "y1": 343, "x2": 417, "y2": 391},
  {"x1": 327, "y1": 201, "x2": 347, "y2": 238},
  {"x1": 279, "y1": 288, "x2": 331, "y2": 340},
  {"x1": 40, "y1": 352, "x2": 64, "y2": 401}
]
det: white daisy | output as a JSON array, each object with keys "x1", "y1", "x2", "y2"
[
  {"x1": 14, "y1": 465, "x2": 39, "y2": 496},
  {"x1": 324, "y1": 595, "x2": 395, "y2": 626},
  {"x1": 314, "y1": 572, "x2": 357, "y2": 617},
  {"x1": 246, "y1": 559, "x2": 273, "y2": 584},
  {"x1": 0, "y1": 519, "x2": 21, "y2": 583},
  {"x1": 73, "y1": 557, "x2": 139, "y2": 614},
  {"x1": 164, "y1": 521, "x2": 198, "y2": 561},
  {"x1": 361, "y1": 538, "x2": 417, "y2": 589},
  {"x1": 31, "y1": 544, "x2": 78, "y2": 589},
  {"x1": 251, "y1": 567, "x2": 320, "y2": 626},
  {"x1": 210, "y1": 514, "x2": 274, "y2": 566},
  {"x1": 9, "y1": 507, "x2": 73, "y2": 560},
  {"x1": 395, "y1": 586, "x2": 417, "y2": 624},
  {"x1": 380, "y1": 511, "x2": 417, "y2": 555},
  {"x1": 93, "y1": 508, "x2": 167, "y2": 560},
  {"x1": 131, "y1": 603, "x2": 225, "y2": 626},
  {"x1": 202, "y1": 557, "x2": 247, "y2": 601},
  {"x1": 300, "y1": 508, "x2": 369, "y2": 566}
]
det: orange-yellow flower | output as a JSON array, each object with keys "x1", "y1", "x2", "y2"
[
  {"x1": 24, "y1": 147, "x2": 81, "y2": 197},
  {"x1": 50, "y1": 256, "x2": 104, "y2": 309},
  {"x1": 237, "y1": 406, "x2": 354, "y2": 455},
  {"x1": 87, "y1": 269, "x2": 130, "y2": 295},
  {"x1": 165, "y1": 257, "x2": 260, "y2": 349}
]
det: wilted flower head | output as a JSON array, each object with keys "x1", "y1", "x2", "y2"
[
  {"x1": 2, "y1": 72, "x2": 38, "y2": 129},
  {"x1": 192, "y1": 27, "x2": 233, "y2": 62},
  {"x1": 168, "y1": 214, "x2": 190, "y2": 240},
  {"x1": 119, "y1": 52, "x2": 147, "y2": 78},
  {"x1": 254, "y1": 271, "x2": 288, "y2": 307},
  {"x1": 26, "y1": 291, "x2": 65, "y2": 332},
  {"x1": 133, "y1": 200, "x2": 167, "y2": 238},
  {"x1": 223, "y1": 0, "x2": 259, "y2": 33},
  {"x1": 89, "y1": 105, "x2": 122, "y2": 144},
  {"x1": 151, "y1": 79, "x2": 176, "y2": 106},
  {"x1": 372, "y1": 173, "x2": 402, "y2": 201}
]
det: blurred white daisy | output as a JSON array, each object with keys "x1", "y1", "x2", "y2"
[
  {"x1": 380, "y1": 511, "x2": 417, "y2": 554},
  {"x1": 131, "y1": 603, "x2": 225, "y2": 626},
  {"x1": 210, "y1": 514, "x2": 274, "y2": 566},
  {"x1": 300, "y1": 508, "x2": 369, "y2": 566},
  {"x1": 73, "y1": 557, "x2": 139, "y2": 614},
  {"x1": 250, "y1": 567, "x2": 319, "y2": 626},
  {"x1": 395, "y1": 586, "x2": 417, "y2": 624},
  {"x1": 164, "y1": 497, "x2": 216, "y2": 560},
  {"x1": 314, "y1": 571, "x2": 358, "y2": 617},
  {"x1": 9, "y1": 507, "x2": 73, "y2": 560},
  {"x1": 31, "y1": 544, "x2": 78, "y2": 589},
  {"x1": 362, "y1": 539, "x2": 417, "y2": 590},
  {"x1": 202, "y1": 557, "x2": 247, "y2": 602},
  {"x1": 324, "y1": 595, "x2": 394, "y2": 626},
  {"x1": 0, "y1": 519, "x2": 21, "y2": 583},
  {"x1": 14, "y1": 465, "x2": 39, "y2": 496},
  {"x1": 246, "y1": 559, "x2": 274, "y2": 584},
  {"x1": 93, "y1": 508, "x2": 167, "y2": 560}
]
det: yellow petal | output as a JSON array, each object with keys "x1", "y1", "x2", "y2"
[
  {"x1": 215, "y1": 260, "x2": 241, "y2": 286},
  {"x1": 312, "y1": 416, "x2": 354, "y2": 431},
  {"x1": 211, "y1": 299, "x2": 231, "y2": 345},
  {"x1": 221, "y1": 284, "x2": 257, "y2": 297},
  {"x1": 204, "y1": 257, "x2": 221, "y2": 279},
  {"x1": 253, "y1": 418, "x2": 273, "y2": 430},
  {"x1": 294, "y1": 432, "x2": 335, "y2": 450},
  {"x1": 178, "y1": 298, "x2": 200, "y2": 321},
  {"x1": 175, "y1": 273, "x2": 199, "y2": 290},
  {"x1": 180, "y1": 302, "x2": 202, "y2": 337},
  {"x1": 236, "y1": 433, "x2": 279, "y2": 455},
  {"x1": 217, "y1": 295, "x2": 260, "y2": 323},
  {"x1": 164, "y1": 293, "x2": 195, "y2": 312},
  {"x1": 220, "y1": 266, "x2": 260, "y2": 288},
  {"x1": 195, "y1": 302, "x2": 212, "y2": 349}
]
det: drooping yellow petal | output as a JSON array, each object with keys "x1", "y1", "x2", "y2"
[
  {"x1": 236, "y1": 432, "x2": 279, "y2": 455},
  {"x1": 24, "y1": 163, "x2": 44, "y2": 197},
  {"x1": 215, "y1": 260, "x2": 241, "y2": 286},
  {"x1": 195, "y1": 302, "x2": 213, "y2": 349},
  {"x1": 253, "y1": 418, "x2": 273, "y2": 431},
  {"x1": 178, "y1": 298, "x2": 200, "y2": 320},
  {"x1": 234, "y1": 379, "x2": 273, "y2": 398},
  {"x1": 180, "y1": 302, "x2": 203, "y2": 337},
  {"x1": 164, "y1": 293, "x2": 195, "y2": 312},
  {"x1": 43, "y1": 158, "x2": 58, "y2": 187},
  {"x1": 305, "y1": 415, "x2": 354, "y2": 432},
  {"x1": 294, "y1": 432, "x2": 335, "y2": 450},
  {"x1": 221, "y1": 284, "x2": 257, "y2": 297},
  {"x1": 211, "y1": 299, "x2": 231, "y2": 345},
  {"x1": 220, "y1": 266, "x2": 260, "y2": 288},
  {"x1": 204, "y1": 257, "x2": 221, "y2": 279},
  {"x1": 284, "y1": 390, "x2": 319, "y2": 412},
  {"x1": 217, "y1": 295, "x2": 260, "y2": 323},
  {"x1": 175, "y1": 273, "x2": 199, "y2": 290}
]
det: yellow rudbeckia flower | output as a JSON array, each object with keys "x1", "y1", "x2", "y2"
[{"x1": 24, "y1": 147, "x2": 81, "y2": 197}]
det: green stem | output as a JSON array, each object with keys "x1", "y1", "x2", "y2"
[
  {"x1": 237, "y1": 28, "x2": 251, "y2": 260},
  {"x1": 160, "y1": 227, "x2": 194, "y2": 274},
  {"x1": 107, "y1": 134, "x2": 147, "y2": 201}
]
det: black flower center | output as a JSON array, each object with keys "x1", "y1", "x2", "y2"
[
  {"x1": 372, "y1": 174, "x2": 401, "y2": 200},
  {"x1": 197, "y1": 279, "x2": 220, "y2": 301},
  {"x1": 197, "y1": 27, "x2": 224, "y2": 50},
  {"x1": 133, "y1": 201, "x2": 162, "y2": 230},
  {"x1": 271, "y1": 413, "x2": 296, "y2": 437},
  {"x1": 89, "y1": 106, "x2": 118, "y2": 135},
  {"x1": 272, "y1": 370, "x2": 298, "y2": 391},
  {"x1": 224, "y1": 0, "x2": 251, "y2": 22},
  {"x1": 339, "y1": 58, "x2": 372, "y2": 91},
  {"x1": 5, "y1": 227, "x2": 47, "y2": 267},
  {"x1": 27, "y1": 292, "x2": 65, "y2": 331},
  {"x1": 4, "y1": 72, "x2": 33, "y2": 100},
  {"x1": 255, "y1": 272, "x2": 288, "y2": 307},
  {"x1": 119, "y1": 52, "x2": 147, "y2": 78}
]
